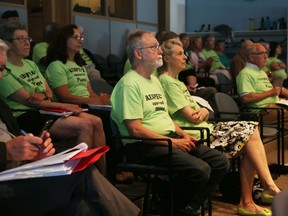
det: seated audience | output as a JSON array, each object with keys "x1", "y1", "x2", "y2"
[
  {"x1": 179, "y1": 33, "x2": 191, "y2": 65},
  {"x1": 0, "y1": 39, "x2": 140, "y2": 216},
  {"x1": 0, "y1": 22, "x2": 107, "y2": 174},
  {"x1": 123, "y1": 30, "x2": 179, "y2": 75},
  {"x1": 215, "y1": 39, "x2": 230, "y2": 69},
  {"x1": 260, "y1": 42, "x2": 276, "y2": 84},
  {"x1": 111, "y1": 29, "x2": 230, "y2": 215},
  {"x1": 201, "y1": 34, "x2": 232, "y2": 84},
  {"x1": 157, "y1": 38, "x2": 280, "y2": 216},
  {"x1": 236, "y1": 43, "x2": 288, "y2": 127},
  {"x1": 230, "y1": 39, "x2": 254, "y2": 79},
  {"x1": 267, "y1": 42, "x2": 287, "y2": 81},
  {"x1": 45, "y1": 24, "x2": 110, "y2": 105},
  {"x1": 77, "y1": 25, "x2": 105, "y2": 82},
  {"x1": 32, "y1": 22, "x2": 61, "y2": 76},
  {"x1": 179, "y1": 35, "x2": 217, "y2": 111}
]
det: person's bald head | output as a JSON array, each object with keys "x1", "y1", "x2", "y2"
[
  {"x1": 246, "y1": 43, "x2": 268, "y2": 69},
  {"x1": 240, "y1": 40, "x2": 254, "y2": 52}
]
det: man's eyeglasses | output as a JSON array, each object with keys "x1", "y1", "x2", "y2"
[
  {"x1": 71, "y1": 35, "x2": 85, "y2": 41},
  {"x1": 250, "y1": 51, "x2": 268, "y2": 55},
  {"x1": 137, "y1": 44, "x2": 161, "y2": 51},
  {"x1": 11, "y1": 37, "x2": 32, "y2": 43},
  {"x1": 0, "y1": 65, "x2": 11, "y2": 77}
]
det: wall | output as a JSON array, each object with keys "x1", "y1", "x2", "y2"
[
  {"x1": 0, "y1": 6, "x2": 27, "y2": 24},
  {"x1": 73, "y1": 0, "x2": 158, "y2": 58},
  {"x1": 169, "y1": 0, "x2": 185, "y2": 34},
  {"x1": 185, "y1": 0, "x2": 287, "y2": 32}
]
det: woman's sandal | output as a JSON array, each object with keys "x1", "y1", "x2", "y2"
[
  {"x1": 237, "y1": 206, "x2": 272, "y2": 216},
  {"x1": 261, "y1": 193, "x2": 274, "y2": 204}
]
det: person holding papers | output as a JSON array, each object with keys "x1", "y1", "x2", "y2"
[
  {"x1": 0, "y1": 22, "x2": 107, "y2": 174},
  {"x1": 45, "y1": 24, "x2": 110, "y2": 106},
  {"x1": 157, "y1": 38, "x2": 280, "y2": 216},
  {"x1": 0, "y1": 38, "x2": 140, "y2": 216}
]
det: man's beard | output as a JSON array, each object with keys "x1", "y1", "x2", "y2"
[{"x1": 144, "y1": 58, "x2": 163, "y2": 69}]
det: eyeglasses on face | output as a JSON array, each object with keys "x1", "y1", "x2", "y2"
[
  {"x1": 250, "y1": 51, "x2": 268, "y2": 55},
  {"x1": 71, "y1": 35, "x2": 85, "y2": 41},
  {"x1": 11, "y1": 37, "x2": 32, "y2": 43},
  {"x1": 0, "y1": 65, "x2": 11, "y2": 77},
  {"x1": 137, "y1": 44, "x2": 161, "y2": 51}
]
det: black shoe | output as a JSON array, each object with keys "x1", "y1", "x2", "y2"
[
  {"x1": 195, "y1": 24, "x2": 205, "y2": 32},
  {"x1": 177, "y1": 205, "x2": 201, "y2": 216},
  {"x1": 151, "y1": 179, "x2": 169, "y2": 215}
]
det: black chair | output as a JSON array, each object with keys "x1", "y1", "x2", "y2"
[
  {"x1": 90, "y1": 79, "x2": 113, "y2": 95},
  {"x1": 216, "y1": 73, "x2": 234, "y2": 94},
  {"x1": 92, "y1": 54, "x2": 110, "y2": 78},
  {"x1": 109, "y1": 118, "x2": 211, "y2": 216},
  {"x1": 106, "y1": 53, "x2": 124, "y2": 79},
  {"x1": 214, "y1": 92, "x2": 283, "y2": 175}
]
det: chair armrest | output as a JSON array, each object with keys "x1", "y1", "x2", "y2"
[
  {"x1": 112, "y1": 135, "x2": 173, "y2": 169},
  {"x1": 180, "y1": 126, "x2": 210, "y2": 147},
  {"x1": 213, "y1": 111, "x2": 260, "y2": 121}
]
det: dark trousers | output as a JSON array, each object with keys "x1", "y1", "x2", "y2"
[
  {"x1": 125, "y1": 143, "x2": 230, "y2": 208},
  {"x1": 0, "y1": 166, "x2": 139, "y2": 216}
]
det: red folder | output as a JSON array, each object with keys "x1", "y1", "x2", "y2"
[{"x1": 70, "y1": 145, "x2": 110, "y2": 173}]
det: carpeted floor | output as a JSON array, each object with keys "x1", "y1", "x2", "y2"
[
  {"x1": 116, "y1": 173, "x2": 288, "y2": 216},
  {"x1": 115, "y1": 139, "x2": 288, "y2": 215}
]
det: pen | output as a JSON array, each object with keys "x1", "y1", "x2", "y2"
[{"x1": 20, "y1": 129, "x2": 44, "y2": 153}]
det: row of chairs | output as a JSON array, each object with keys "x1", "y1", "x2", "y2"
[
  {"x1": 109, "y1": 92, "x2": 286, "y2": 215},
  {"x1": 214, "y1": 92, "x2": 285, "y2": 177},
  {"x1": 110, "y1": 118, "x2": 212, "y2": 216}
]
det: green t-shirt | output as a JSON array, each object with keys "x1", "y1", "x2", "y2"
[
  {"x1": 158, "y1": 74, "x2": 213, "y2": 139},
  {"x1": 79, "y1": 48, "x2": 93, "y2": 65},
  {"x1": 236, "y1": 63, "x2": 278, "y2": 108},
  {"x1": 32, "y1": 42, "x2": 49, "y2": 75},
  {"x1": 46, "y1": 60, "x2": 90, "y2": 100},
  {"x1": 0, "y1": 59, "x2": 47, "y2": 117},
  {"x1": 110, "y1": 70, "x2": 175, "y2": 144},
  {"x1": 201, "y1": 49, "x2": 225, "y2": 71},
  {"x1": 266, "y1": 57, "x2": 287, "y2": 80}
]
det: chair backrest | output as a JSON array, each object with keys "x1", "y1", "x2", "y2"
[
  {"x1": 107, "y1": 54, "x2": 124, "y2": 79},
  {"x1": 109, "y1": 117, "x2": 124, "y2": 153},
  {"x1": 216, "y1": 73, "x2": 233, "y2": 94},
  {"x1": 214, "y1": 92, "x2": 240, "y2": 119},
  {"x1": 93, "y1": 54, "x2": 110, "y2": 76},
  {"x1": 90, "y1": 79, "x2": 113, "y2": 94}
]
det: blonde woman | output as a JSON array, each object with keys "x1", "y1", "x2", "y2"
[{"x1": 158, "y1": 38, "x2": 280, "y2": 216}]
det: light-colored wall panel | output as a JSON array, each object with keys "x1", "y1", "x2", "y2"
[
  {"x1": 0, "y1": 6, "x2": 27, "y2": 24},
  {"x1": 110, "y1": 21, "x2": 136, "y2": 57},
  {"x1": 74, "y1": 15, "x2": 110, "y2": 57},
  {"x1": 137, "y1": 0, "x2": 158, "y2": 24}
]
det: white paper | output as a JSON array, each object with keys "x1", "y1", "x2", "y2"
[
  {"x1": 88, "y1": 104, "x2": 112, "y2": 111},
  {"x1": 276, "y1": 99, "x2": 288, "y2": 107},
  {"x1": 39, "y1": 110, "x2": 73, "y2": 117},
  {"x1": 191, "y1": 96, "x2": 214, "y2": 112},
  {"x1": 0, "y1": 143, "x2": 88, "y2": 181}
]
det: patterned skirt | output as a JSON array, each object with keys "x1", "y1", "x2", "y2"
[{"x1": 210, "y1": 121, "x2": 258, "y2": 158}]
